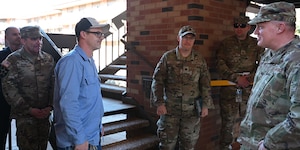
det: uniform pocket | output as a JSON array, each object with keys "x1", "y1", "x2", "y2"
[
  {"x1": 82, "y1": 75, "x2": 100, "y2": 98},
  {"x1": 85, "y1": 76, "x2": 97, "y2": 85}
]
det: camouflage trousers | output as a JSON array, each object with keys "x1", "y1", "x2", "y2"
[
  {"x1": 157, "y1": 114, "x2": 200, "y2": 150},
  {"x1": 15, "y1": 117, "x2": 50, "y2": 150},
  {"x1": 219, "y1": 100, "x2": 247, "y2": 150}
]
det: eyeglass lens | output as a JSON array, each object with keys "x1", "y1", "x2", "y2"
[{"x1": 85, "y1": 31, "x2": 104, "y2": 37}]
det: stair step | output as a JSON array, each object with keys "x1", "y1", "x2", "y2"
[
  {"x1": 113, "y1": 55, "x2": 127, "y2": 64},
  {"x1": 101, "y1": 84, "x2": 126, "y2": 94},
  {"x1": 102, "y1": 114, "x2": 127, "y2": 124},
  {"x1": 119, "y1": 55, "x2": 127, "y2": 60},
  {"x1": 101, "y1": 84, "x2": 126, "y2": 99},
  {"x1": 102, "y1": 134, "x2": 159, "y2": 150},
  {"x1": 101, "y1": 131, "x2": 126, "y2": 146},
  {"x1": 99, "y1": 54, "x2": 126, "y2": 75},
  {"x1": 103, "y1": 118, "x2": 149, "y2": 135},
  {"x1": 103, "y1": 97, "x2": 135, "y2": 116},
  {"x1": 100, "y1": 74, "x2": 126, "y2": 81},
  {"x1": 109, "y1": 64, "x2": 126, "y2": 69}
]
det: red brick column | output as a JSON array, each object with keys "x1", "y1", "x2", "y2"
[{"x1": 126, "y1": 0, "x2": 248, "y2": 149}]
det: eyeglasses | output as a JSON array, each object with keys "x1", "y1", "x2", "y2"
[
  {"x1": 85, "y1": 31, "x2": 105, "y2": 37},
  {"x1": 233, "y1": 23, "x2": 247, "y2": 28}
]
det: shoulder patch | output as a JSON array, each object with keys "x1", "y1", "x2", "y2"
[{"x1": 1, "y1": 59, "x2": 11, "y2": 68}]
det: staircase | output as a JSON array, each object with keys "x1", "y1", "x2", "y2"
[
  {"x1": 99, "y1": 53, "x2": 127, "y2": 100},
  {"x1": 99, "y1": 53, "x2": 159, "y2": 150}
]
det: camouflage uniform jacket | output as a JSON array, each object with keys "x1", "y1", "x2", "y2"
[
  {"x1": 2, "y1": 48, "x2": 55, "y2": 118},
  {"x1": 151, "y1": 47, "x2": 214, "y2": 114},
  {"x1": 217, "y1": 35, "x2": 264, "y2": 99},
  {"x1": 239, "y1": 37, "x2": 300, "y2": 149}
]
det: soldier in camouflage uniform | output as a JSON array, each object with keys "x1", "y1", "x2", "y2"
[
  {"x1": 151, "y1": 25, "x2": 215, "y2": 150},
  {"x1": 2, "y1": 26, "x2": 55, "y2": 150},
  {"x1": 216, "y1": 16, "x2": 264, "y2": 150},
  {"x1": 238, "y1": 2, "x2": 300, "y2": 150}
]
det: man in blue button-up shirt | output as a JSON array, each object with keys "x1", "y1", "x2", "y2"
[{"x1": 53, "y1": 17, "x2": 109, "y2": 150}]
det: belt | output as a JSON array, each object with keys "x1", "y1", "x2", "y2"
[
  {"x1": 89, "y1": 145, "x2": 98, "y2": 150},
  {"x1": 58, "y1": 144, "x2": 98, "y2": 150}
]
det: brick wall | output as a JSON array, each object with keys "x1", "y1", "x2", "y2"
[{"x1": 126, "y1": 0, "x2": 248, "y2": 149}]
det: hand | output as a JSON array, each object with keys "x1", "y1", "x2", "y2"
[
  {"x1": 41, "y1": 106, "x2": 52, "y2": 117},
  {"x1": 75, "y1": 141, "x2": 89, "y2": 150},
  {"x1": 258, "y1": 140, "x2": 267, "y2": 150},
  {"x1": 156, "y1": 104, "x2": 167, "y2": 115},
  {"x1": 29, "y1": 108, "x2": 48, "y2": 119},
  {"x1": 201, "y1": 107, "x2": 208, "y2": 117},
  {"x1": 237, "y1": 75, "x2": 250, "y2": 88}
]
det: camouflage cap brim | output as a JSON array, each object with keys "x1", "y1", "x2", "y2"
[
  {"x1": 248, "y1": 16, "x2": 271, "y2": 25},
  {"x1": 178, "y1": 25, "x2": 196, "y2": 37}
]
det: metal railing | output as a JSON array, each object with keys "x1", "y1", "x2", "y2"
[{"x1": 95, "y1": 11, "x2": 127, "y2": 72}]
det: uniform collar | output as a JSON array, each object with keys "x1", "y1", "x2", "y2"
[
  {"x1": 269, "y1": 36, "x2": 300, "y2": 56},
  {"x1": 74, "y1": 44, "x2": 90, "y2": 61},
  {"x1": 20, "y1": 47, "x2": 44, "y2": 63}
]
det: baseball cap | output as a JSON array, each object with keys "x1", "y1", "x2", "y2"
[
  {"x1": 20, "y1": 26, "x2": 43, "y2": 39},
  {"x1": 234, "y1": 16, "x2": 250, "y2": 24},
  {"x1": 248, "y1": 2, "x2": 296, "y2": 25},
  {"x1": 178, "y1": 25, "x2": 196, "y2": 37},
  {"x1": 75, "y1": 17, "x2": 110, "y2": 37}
]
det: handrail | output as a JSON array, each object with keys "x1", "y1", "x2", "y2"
[{"x1": 97, "y1": 11, "x2": 127, "y2": 72}]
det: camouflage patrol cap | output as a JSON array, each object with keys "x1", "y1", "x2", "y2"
[
  {"x1": 248, "y1": 2, "x2": 296, "y2": 25},
  {"x1": 234, "y1": 16, "x2": 250, "y2": 24},
  {"x1": 20, "y1": 26, "x2": 43, "y2": 39},
  {"x1": 178, "y1": 25, "x2": 196, "y2": 37}
]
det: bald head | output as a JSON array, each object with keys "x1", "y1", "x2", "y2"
[{"x1": 4, "y1": 26, "x2": 22, "y2": 51}]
